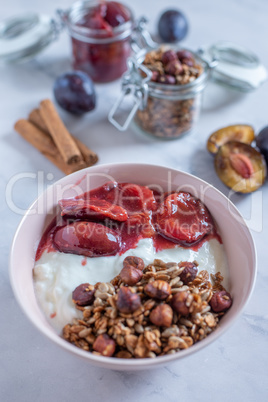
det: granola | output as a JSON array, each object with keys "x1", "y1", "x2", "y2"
[
  {"x1": 63, "y1": 258, "x2": 232, "y2": 358},
  {"x1": 134, "y1": 47, "x2": 204, "y2": 139}
]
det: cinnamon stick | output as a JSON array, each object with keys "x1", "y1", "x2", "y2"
[
  {"x1": 29, "y1": 108, "x2": 98, "y2": 166},
  {"x1": 40, "y1": 99, "x2": 82, "y2": 165},
  {"x1": 29, "y1": 109, "x2": 48, "y2": 133},
  {"x1": 14, "y1": 119, "x2": 86, "y2": 175}
]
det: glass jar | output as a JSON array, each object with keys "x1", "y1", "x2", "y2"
[
  {"x1": 109, "y1": 47, "x2": 214, "y2": 139},
  {"x1": 135, "y1": 50, "x2": 210, "y2": 139},
  {"x1": 0, "y1": 2, "x2": 154, "y2": 83},
  {"x1": 109, "y1": 42, "x2": 268, "y2": 139},
  {"x1": 134, "y1": 87, "x2": 203, "y2": 139},
  {"x1": 59, "y1": 1, "x2": 134, "y2": 83}
]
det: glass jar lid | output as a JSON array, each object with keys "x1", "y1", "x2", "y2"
[
  {"x1": 0, "y1": 13, "x2": 60, "y2": 63},
  {"x1": 199, "y1": 41, "x2": 267, "y2": 91}
]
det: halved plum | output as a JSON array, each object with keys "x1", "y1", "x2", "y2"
[
  {"x1": 53, "y1": 221, "x2": 121, "y2": 257},
  {"x1": 156, "y1": 192, "x2": 213, "y2": 246},
  {"x1": 104, "y1": 1, "x2": 131, "y2": 27},
  {"x1": 76, "y1": 182, "x2": 157, "y2": 215},
  {"x1": 106, "y1": 183, "x2": 157, "y2": 214},
  {"x1": 77, "y1": 5, "x2": 113, "y2": 32},
  {"x1": 207, "y1": 124, "x2": 255, "y2": 155},
  {"x1": 79, "y1": 181, "x2": 118, "y2": 201},
  {"x1": 124, "y1": 213, "x2": 155, "y2": 238},
  {"x1": 58, "y1": 198, "x2": 128, "y2": 222},
  {"x1": 214, "y1": 141, "x2": 266, "y2": 193}
]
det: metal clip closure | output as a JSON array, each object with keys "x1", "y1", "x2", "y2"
[
  {"x1": 108, "y1": 58, "x2": 152, "y2": 131},
  {"x1": 131, "y1": 16, "x2": 157, "y2": 54}
]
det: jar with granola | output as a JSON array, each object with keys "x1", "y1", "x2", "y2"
[
  {"x1": 109, "y1": 46, "x2": 214, "y2": 139},
  {"x1": 135, "y1": 47, "x2": 210, "y2": 139}
]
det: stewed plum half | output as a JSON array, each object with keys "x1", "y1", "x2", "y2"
[
  {"x1": 53, "y1": 221, "x2": 121, "y2": 257},
  {"x1": 58, "y1": 198, "x2": 128, "y2": 222},
  {"x1": 104, "y1": 1, "x2": 131, "y2": 27},
  {"x1": 156, "y1": 192, "x2": 213, "y2": 246},
  {"x1": 77, "y1": 1, "x2": 131, "y2": 29},
  {"x1": 105, "y1": 183, "x2": 157, "y2": 214}
]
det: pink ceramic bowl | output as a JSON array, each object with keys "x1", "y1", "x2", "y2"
[{"x1": 9, "y1": 163, "x2": 256, "y2": 370}]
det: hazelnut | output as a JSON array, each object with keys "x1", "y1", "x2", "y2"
[
  {"x1": 151, "y1": 70, "x2": 159, "y2": 82},
  {"x1": 176, "y1": 50, "x2": 194, "y2": 66},
  {"x1": 179, "y1": 261, "x2": 198, "y2": 284},
  {"x1": 165, "y1": 60, "x2": 183, "y2": 76},
  {"x1": 149, "y1": 304, "x2": 173, "y2": 327},
  {"x1": 116, "y1": 286, "x2": 141, "y2": 314},
  {"x1": 182, "y1": 57, "x2": 194, "y2": 67},
  {"x1": 158, "y1": 74, "x2": 176, "y2": 85},
  {"x1": 72, "y1": 283, "x2": 95, "y2": 306},
  {"x1": 93, "y1": 334, "x2": 116, "y2": 357},
  {"x1": 210, "y1": 290, "x2": 232, "y2": 313},
  {"x1": 144, "y1": 280, "x2": 171, "y2": 300},
  {"x1": 120, "y1": 265, "x2": 143, "y2": 285},
  {"x1": 176, "y1": 50, "x2": 193, "y2": 61},
  {"x1": 162, "y1": 50, "x2": 177, "y2": 65},
  {"x1": 171, "y1": 291, "x2": 190, "y2": 316},
  {"x1": 123, "y1": 256, "x2": 144, "y2": 271}
]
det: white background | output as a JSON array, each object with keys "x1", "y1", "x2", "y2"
[{"x1": 1, "y1": 0, "x2": 268, "y2": 401}]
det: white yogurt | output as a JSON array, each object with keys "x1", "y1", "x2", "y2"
[{"x1": 33, "y1": 238, "x2": 229, "y2": 333}]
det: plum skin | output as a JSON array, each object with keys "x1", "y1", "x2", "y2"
[
  {"x1": 53, "y1": 71, "x2": 96, "y2": 115},
  {"x1": 256, "y1": 126, "x2": 268, "y2": 165},
  {"x1": 158, "y1": 9, "x2": 189, "y2": 43},
  {"x1": 53, "y1": 221, "x2": 121, "y2": 257}
]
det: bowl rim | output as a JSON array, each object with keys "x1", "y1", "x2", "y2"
[{"x1": 9, "y1": 162, "x2": 257, "y2": 369}]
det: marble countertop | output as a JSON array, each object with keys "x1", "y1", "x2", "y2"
[{"x1": 1, "y1": 0, "x2": 268, "y2": 401}]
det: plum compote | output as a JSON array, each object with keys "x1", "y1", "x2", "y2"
[
  {"x1": 70, "y1": 1, "x2": 133, "y2": 82},
  {"x1": 36, "y1": 182, "x2": 219, "y2": 261}
]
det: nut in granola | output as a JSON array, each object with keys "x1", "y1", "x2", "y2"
[
  {"x1": 123, "y1": 256, "x2": 145, "y2": 271},
  {"x1": 93, "y1": 334, "x2": 116, "y2": 357},
  {"x1": 63, "y1": 258, "x2": 231, "y2": 359},
  {"x1": 72, "y1": 283, "x2": 95, "y2": 306},
  {"x1": 120, "y1": 265, "x2": 143, "y2": 285},
  {"x1": 116, "y1": 286, "x2": 141, "y2": 314},
  {"x1": 149, "y1": 304, "x2": 173, "y2": 327},
  {"x1": 144, "y1": 280, "x2": 171, "y2": 300},
  {"x1": 179, "y1": 261, "x2": 198, "y2": 284},
  {"x1": 171, "y1": 291, "x2": 191, "y2": 316},
  {"x1": 209, "y1": 290, "x2": 232, "y2": 312}
]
